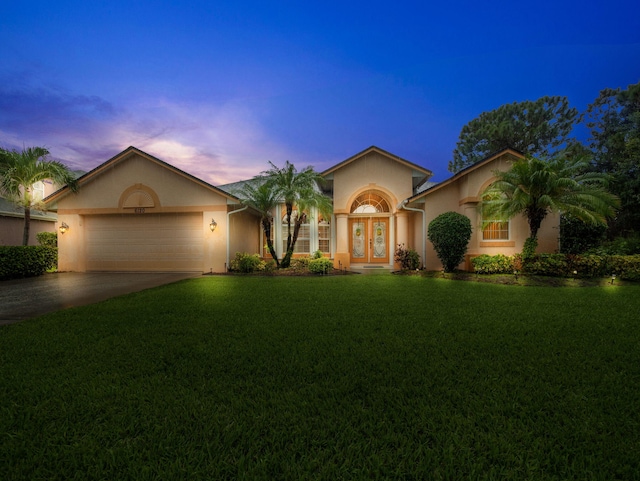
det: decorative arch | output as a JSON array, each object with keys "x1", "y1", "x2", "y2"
[
  {"x1": 119, "y1": 184, "x2": 161, "y2": 209},
  {"x1": 346, "y1": 187, "x2": 396, "y2": 214}
]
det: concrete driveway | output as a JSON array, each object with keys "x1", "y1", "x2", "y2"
[{"x1": 0, "y1": 272, "x2": 201, "y2": 326}]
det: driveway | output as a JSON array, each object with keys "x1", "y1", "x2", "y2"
[{"x1": 0, "y1": 272, "x2": 201, "y2": 326}]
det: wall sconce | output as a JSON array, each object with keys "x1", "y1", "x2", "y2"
[
  {"x1": 209, "y1": 218, "x2": 217, "y2": 232},
  {"x1": 59, "y1": 222, "x2": 69, "y2": 234}
]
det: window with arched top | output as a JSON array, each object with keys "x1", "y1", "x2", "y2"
[
  {"x1": 350, "y1": 191, "x2": 390, "y2": 213},
  {"x1": 482, "y1": 193, "x2": 509, "y2": 240}
]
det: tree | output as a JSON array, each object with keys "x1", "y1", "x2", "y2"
[
  {"x1": 482, "y1": 154, "x2": 619, "y2": 253},
  {"x1": 584, "y1": 81, "x2": 640, "y2": 236},
  {"x1": 234, "y1": 179, "x2": 280, "y2": 267},
  {"x1": 449, "y1": 96, "x2": 579, "y2": 173},
  {"x1": 427, "y1": 212, "x2": 472, "y2": 272},
  {"x1": 0, "y1": 146, "x2": 78, "y2": 245},
  {"x1": 262, "y1": 161, "x2": 332, "y2": 268}
]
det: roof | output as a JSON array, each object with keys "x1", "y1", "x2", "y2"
[
  {"x1": 406, "y1": 147, "x2": 524, "y2": 203},
  {"x1": 0, "y1": 197, "x2": 57, "y2": 221},
  {"x1": 44, "y1": 146, "x2": 242, "y2": 207},
  {"x1": 321, "y1": 145, "x2": 433, "y2": 179}
]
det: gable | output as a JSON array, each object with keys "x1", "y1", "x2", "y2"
[{"x1": 46, "y1": 147, "x2": 239, "y2": 212}]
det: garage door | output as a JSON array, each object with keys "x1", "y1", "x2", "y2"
[{"x1": 85, "y1": 213, "x2": 203, "y2": 272}]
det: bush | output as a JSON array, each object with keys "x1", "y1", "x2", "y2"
[
  {"x1": 229, "y1": 252, "x2": 265, "y2": 273},
  {"x1": 560, "y1": 215, "x2": 607, "y2": 254},
  {"x1": 37, "y1": 231, "x2": 58, "y2": 248},
  {"x1": 471, "y1": 252, "x2": 640, "y2": 281},
  {"x1": 608, "y1": 255, "x2": 640, "y2": 281},
  {"x1": 0, "y1": 246, "x2": 58, "y2": 280},
  {"x1": 395, "y1": 243, "x2": 421, "y2": 270},
  {"x1": 589, "y1": 235, "x2": 640, "y2": 256},
  {"x1": 471, "y1": 254, "x2": 513, "y2": 274},
  {"x1": 290, "y1": 257, "x2": 310, "y2": 271},
  {"x1": 308, "y1": 257, "x2": 333, "y2": 274},
  {"x1": 428, "y1": 212, "x2": 472, "y2": 272},
  {"x1": 312, "y1": 250, "x2": 324, "y2": 259},
  {"x1": 524, "y1": 254, "x2": 570, "y2": 277}
]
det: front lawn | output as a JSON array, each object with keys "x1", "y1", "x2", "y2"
[{"x1": 1, "y1": 276, "x2": 639, "y2": 480}]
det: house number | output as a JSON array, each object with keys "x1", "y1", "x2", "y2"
[{"x1": 135, "y1": 208, "x2": 145, "y2": 214}]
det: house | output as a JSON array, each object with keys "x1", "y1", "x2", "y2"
[
  {"x1": 45, "y1": 145, "x2": 559, "y2": 273},
  {"x1": 0, "y1": 180, "x2": 59, "y2": 246}
]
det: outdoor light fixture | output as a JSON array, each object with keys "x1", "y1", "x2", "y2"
[
  {"x1": 59, "y1": 222, "x2": 69, "y2": 234},
  {"x1": 611, "y1": 273, "x2": 616, "y2": 285},
  {"x1": 209, "y1": 218, "x2": 217, "y2": 232}
]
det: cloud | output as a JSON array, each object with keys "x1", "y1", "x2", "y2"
[{"x1": 0, "y1": 76, "x2": 303, "y2": 184}]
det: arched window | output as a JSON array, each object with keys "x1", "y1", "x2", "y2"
[
  {"x1": 350, "y1": 191, "x2": 390, "y2": 213},
  {"x1": 482, "y1": 194, "x2": 509, "y2": 240}
]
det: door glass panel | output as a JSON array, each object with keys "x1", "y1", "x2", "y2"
[
  {"x1": 352, "y1": 221, "x2": 365, "y2": 258},
  {"x1": 372, "y1": 221, "x2": 386, "y2": 258}
]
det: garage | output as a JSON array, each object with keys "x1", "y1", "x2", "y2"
[{"x1": 85, "y1": 213, "x2": 204, "y2": 272}]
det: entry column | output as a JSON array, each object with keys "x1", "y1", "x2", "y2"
[{"x1": 334, "y1": 213, "x2": 350, "y2": 269}]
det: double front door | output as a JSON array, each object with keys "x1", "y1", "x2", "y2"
[{"x1": 349, "y1": 217, "x2": 389, "y2": 264}]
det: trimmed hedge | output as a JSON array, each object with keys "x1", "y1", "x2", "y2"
[
  {"x1": 471, "y1": 253, "x2": 640, "y2": 281},
  {"x1": 308, "y1": 257, "x2": 333, "y2": 274},
  {"x1": 0, "y1": 246, "x2": 58, "y2": 280}
]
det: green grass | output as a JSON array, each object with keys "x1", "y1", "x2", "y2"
[{"x1": 1, "y1": 276, "x2": 640, "y2": 480}]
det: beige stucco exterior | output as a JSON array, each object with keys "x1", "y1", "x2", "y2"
[
  {"x1": 46, "y1": 147, "x2": 259, "y2": 273},
  {"x1": 321, "y1": 147, "x2": 432, "y2": 271},
  {"x1": 44, "y1": 145, "x2": 561, "y2": 274},
  {"x1": 407, "y1": 149, "x2": 559, "y2": 271}
]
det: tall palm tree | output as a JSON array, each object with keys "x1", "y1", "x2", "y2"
[
  {"x1": 235, "y1": 179, "x2": 280, "y2": 267},
  {"x1": 482, "y1": 154, "x2": 619, "y2": 249},
  {"x1": 263, "y1": 161, "x2": 332, "y2": 268},
  {"x1": 0, "y1": 147, "x2": 78, "y2": 245}
]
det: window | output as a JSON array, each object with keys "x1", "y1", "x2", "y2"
[
  {"x1": 351, "y1": 191, "x2": 390, "y2": 213},
  {"x1": 482, "y1": 195, "x2": 509, "y2": 240},
  {"x1": 32, "y1": 181, "x2": 45, "y2": 202},
  {"x1": 318, "y1": 216, "x2": 331, "y2": 254},
  {"x1": 282, "y1": 210, "x2": 310, "y2": 254}
]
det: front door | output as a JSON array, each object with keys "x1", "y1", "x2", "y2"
[{"x1": 349, "y1": 217, "x2": 389, "y2": 264}]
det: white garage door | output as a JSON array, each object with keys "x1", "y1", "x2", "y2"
[{"x1": 85, "y1": 213, "x2": 204, "y2": 272}]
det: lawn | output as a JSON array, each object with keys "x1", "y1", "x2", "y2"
[{"x1": 1, "y1": 275, "x2": 639, "y2": 480}]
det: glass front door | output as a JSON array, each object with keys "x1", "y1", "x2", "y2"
[{"x1": 349, "y1": 217, "x2": 389, "y2": 263}]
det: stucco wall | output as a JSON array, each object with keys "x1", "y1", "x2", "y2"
[
  {"x1": 53, "y1": 151, "x2": 251, "y2": 273},
  {"x1": 331, "y1": 151, "x2": 414, "y2": 213},
  {"x1": 421, "y1": 152, "x2": 560, "y2": 271}
]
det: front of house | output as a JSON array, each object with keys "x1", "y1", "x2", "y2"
[{"x1": 44, "y1": 145, "x2": 559, "y2": 273}]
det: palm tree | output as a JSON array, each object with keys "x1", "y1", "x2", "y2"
[
  {"x1": 263, "y1": 161, "x2": 332, "y2": 268},
  {"x1": 235, "y1": 179, "x2": 280, "y2": 267},
  {"x1": 482, "y1": 154, "x2": 619, "y2": 252},
  {"x1": 0, "y1": 146, "x2": 78, "y2": 245}
]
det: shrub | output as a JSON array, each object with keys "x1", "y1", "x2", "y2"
[
  {"x1": 589, "y1": 235, "x2": 640, "y2": 256},
  {"x1": 566, "y1": 254, "x2": 608, "y2": 278},
  {"x1": 0, "y1": 246, "x2": 58, "y2": 280},
  {"x1": 428, "y1": 212, "x2": 472, "y2": 272},
  {"x1": 37, "y1": 231, "x2": 58, "y2": 248},
  {"x1": 524, "y1": 254, "x2": 570, "y2": 277},
  {"x1": 471, "y1": 254, "x2": 513, "y2": 274},
  {"x1": 290, "y1": 257, "x2": 310, "y2": 271},
  {"x1": 230, "y1": 252, "x2": 265, "y2": 273},
  {"x1": 559, "y1": 215, "x2": 607, "y2": 254},
  {"x1": 312, "y1": 250, "x2": 324, "y2": 259},
  {"x1": 522, "y1": 237, "x2": 538, "y2": 261},
  {"x1": 394, "y1": 243, "x2": 421, "y2": 270},
  {"x1": 608, "y1": 255, "x2": 640, "y2": 281},
  {"x1": 308, "y1": 257, "x2": 333, "y2": 274}
]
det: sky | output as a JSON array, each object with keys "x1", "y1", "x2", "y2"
[{"x1": 1, "y1": 0, "x2": 639, "y2": 184}]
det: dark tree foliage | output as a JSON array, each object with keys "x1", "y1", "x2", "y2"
[
  {"x1": 584, "y1": 82, "x2": 640, "y2": 237},
  {"x1": 449, "y1": 96, "x2": 579, "y2": 173},
  {"x1": 427, "y1": 212, "x2": 472, "y2": 272},
  {"x1": 559, "y1": 214, "x2": 607, "y2": 254}
]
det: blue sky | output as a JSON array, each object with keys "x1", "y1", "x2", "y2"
[{"x1": 1, "y1": 0, "x2": 639, "y2": 184}]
